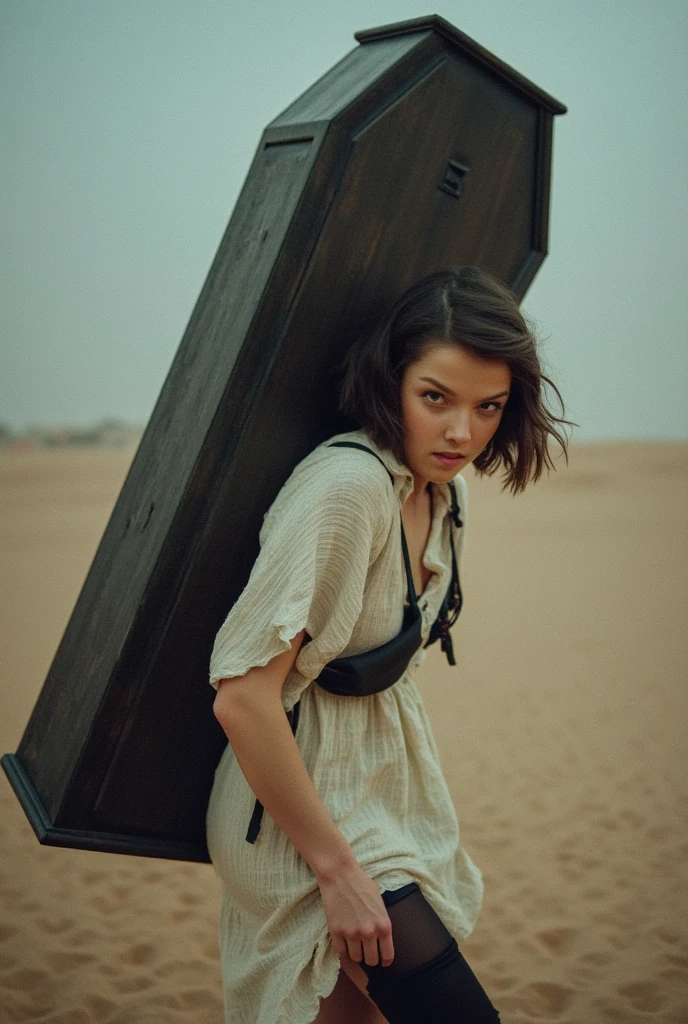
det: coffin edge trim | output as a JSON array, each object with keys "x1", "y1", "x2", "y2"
[
  {"x1": 355, "y1": 15, "x2": 567, "y2": 116},
  {"x1": 1, "y1": 754, "x2": 210, "y2": 863}
]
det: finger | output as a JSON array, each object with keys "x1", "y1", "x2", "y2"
[
  {"x1": 334, "y1": 938, "x2": 348, "y2": 961},
  {"x1": 347, "y1": 938, "x2": 363, "y2": 963},
  {"x1": 362, "y1": 935, "x2": 380, "y2": 967},
  {"x1": 379, "y1": 927, "x2": 395, "y2": 967}
]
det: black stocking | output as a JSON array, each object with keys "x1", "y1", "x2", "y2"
[{"x1": 361, "y1": 883, "x2": 501, "y2": 1023}]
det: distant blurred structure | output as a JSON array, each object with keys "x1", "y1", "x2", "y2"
[{"x1": 0, "y1": 420, "x2": 144, "y2": 452}]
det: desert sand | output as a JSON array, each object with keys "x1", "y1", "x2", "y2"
[{"x1": 1, "y1": 442, "x2": 686, "y2": 1023}]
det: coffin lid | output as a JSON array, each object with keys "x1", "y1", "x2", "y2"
[
  {"x1": 356, "y1": 16, "x2": 566, "y2": 114},
  {"x1": 271, "y1": 13, "x2": 566, "y2": 130}
]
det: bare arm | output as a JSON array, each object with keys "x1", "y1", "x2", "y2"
[
  {"x1": 213, "y1": 629, "x2": 355, "y2": 879},
  {"x1": 212, "y1": 630, "x2": 394, "y2": 967}
]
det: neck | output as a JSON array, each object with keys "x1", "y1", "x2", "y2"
[{"x1": 407, "y1": 471, "x2": 431, "y2": 508}]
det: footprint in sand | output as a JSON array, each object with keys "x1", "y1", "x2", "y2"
[
  {"x1": 113, "y1": 867, "x2": 137, "y2": 881},
  {"x1": 534, "y1": 926, "x2": 578, "y2": 956},
  {"x1": 109, "y1": 883, "x2": 132, "y2": 900},
  {"x1": 646, "y1": 824, "x2": 679, "y2": 842},
  {"x1": 505, "y1": 981, "x2": 576, "y2": 1018},
  {"x1": 89, "y1": 893, "x2": 128, "y2": 914},
  {"x1": 490, "y1": 975, "x2": 518, "y2": 992},
  {"x1": 146, "y1": 992, "x2": 183, "y2": 1010},
  {"x1": 34, "y1": 915, "x2": 76, "y2": 935},
  {"x1": 154, "y1": 957, "x2": 211, "y2": 980},
  {"x1": 660, "y1": 967, "x2": 687, "y2": 983},
  {"x1": 2, "y1": 967, "x2": 51, "y2": 990},
  {"x1": 110, "y1": 974, "x2": 154, "y2": 994},
  {"x1": 177, "y1": 988, "x2": 224, "y2": 1011},
  {"x1": 197, "y1": 936, "x2": 221, "y2": 960},
  {"x1": 594, "y1": 995, "x2": 652, "y2": 1022},
  {"x1": 168, "y1": 908, "x2": 193, "y2": 923},
  {"x1": 81, "y1": 994, "x2": 117, "y2": 1020},
  {"x1": 177, "y1": 889, "x2": 204, "y2": 907},
  {"x1": 115, "y1": 941, "x2": 156, "y2": 967},
  {"x1": 578, "y1": 949, "x2": 615, "y2": 967},
  {"x1": 141, "y1": 869, "x2": 165, "y2": 883},
  {"x1": 46, "y1": 950, "x2": 96, "y2": 974},
  {"x1": 39, "y1": 1010, "x2": 90, "y2": 1024},
  {"x1": 559, "y1": 867, "x2": 584, "y2": 883},
  {"x1": 663, "y1": 952, "x2": 688, "y2": 969},
  {"x1": 596, "y1": 816, "x2": 620, "y2": 832},
  {"x1": 581, "y1": 886, "x2": 608, "y2": 902},
  {"x1": 501, "y1": 917, "x2": 525, "y2": 936},
  {"x1": 605, "y1": 931, "x2": 634, "y2": 951},
  {"x1": 612, "y1": 899, "x2": 650, "y2": 927},
  {"x1": 617, "y1": 980, "x2": 664, "y2": 1013},
  {"x1": 66, "y1": 927, "x2": 100, "y2": 947},
  {"x1": 81, "y1": 870, "x2": 108, "y2": 885},
  {"x1": 618, "y1": 809, "x2": 643, "y2": 828},
  {"x1": 97, "y1": 963, "x2": 122, "y2": 977},
  {"x1": 0, "y1": 950, "x2": 19, "y2": 970}
]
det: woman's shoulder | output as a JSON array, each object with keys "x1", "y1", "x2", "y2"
[
  {"x1": 291, "y1": 431, "x2": 395, "y2": 502},
  {"x1": 262, "y1": 431, "x2": 396, "y2": 536}
]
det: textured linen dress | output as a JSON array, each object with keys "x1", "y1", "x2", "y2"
[{"x1": 206, "y1": 427, "x2": 484, "y2": 1024}]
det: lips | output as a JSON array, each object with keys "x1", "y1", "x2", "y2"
[{"x1": 432, "y1": 451, "x2": 466, "y2": 469}]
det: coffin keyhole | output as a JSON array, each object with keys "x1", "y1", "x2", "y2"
[{"x1": 439, "y1": 160, "x2": 470, "y2": 199}]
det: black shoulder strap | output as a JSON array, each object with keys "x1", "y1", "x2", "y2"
[
  {"x1": 447, "y1": 480, "x2": 463, "y2": 528},
  {"x1": 327, "y1": 441, "x2": 394, "y2": 483}
]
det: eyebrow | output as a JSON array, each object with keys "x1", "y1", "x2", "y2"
[{"x1": 419, "y1": 376, "x2": 510, "y2": 402}]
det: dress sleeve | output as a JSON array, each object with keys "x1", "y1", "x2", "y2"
[{"x1": 208, "y1": 451, "x2": 392, "y2": 707}]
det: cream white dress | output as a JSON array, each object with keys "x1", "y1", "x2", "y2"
[{"x1": 206, "y1": 428, "x2": 484, "y2": 1024}]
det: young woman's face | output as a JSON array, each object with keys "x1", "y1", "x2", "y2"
[{"x1": 400, "y1": 341, "x2": 511, "y2": 485}]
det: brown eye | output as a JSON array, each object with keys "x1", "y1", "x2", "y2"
[{"x1": 421, "y1": 390, "x2": 444, "y2": 404}]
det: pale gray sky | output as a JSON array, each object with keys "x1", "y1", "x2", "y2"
[{"x1": 2, "y1": 0, "x2": 687, "y2": 439}]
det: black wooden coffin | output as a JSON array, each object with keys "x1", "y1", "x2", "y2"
[{"x1": 2, "y1": 15, "x2": 566, "y2": 861}]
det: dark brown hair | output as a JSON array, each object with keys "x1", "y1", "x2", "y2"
[{"x1": 338, "y1": 266, "x2": 572, "y2": 493}]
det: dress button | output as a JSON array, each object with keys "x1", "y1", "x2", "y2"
[{"x1": 421, "y1": 601, "x2": 428, "y2": 611}]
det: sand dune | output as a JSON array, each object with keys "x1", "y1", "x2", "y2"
[{"x1": 1, "y1": 443, "x2": 686, "y2": 1023}]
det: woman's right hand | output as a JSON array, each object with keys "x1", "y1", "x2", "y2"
[{"x1": 317, "y1": 861, "x2": 395, "y2": 968}]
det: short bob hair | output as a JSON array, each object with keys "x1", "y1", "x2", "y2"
[{"x1": 338, "y1": 266, "x2": 571, "y2": 493}]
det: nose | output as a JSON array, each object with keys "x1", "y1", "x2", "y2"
[{"x1": 445, "y1": 410, "x2": 471, "y2": 445}]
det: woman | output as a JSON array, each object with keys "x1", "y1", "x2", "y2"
[{"x1": 206, "y1": 267, "x2": 570, "y2": 1023}]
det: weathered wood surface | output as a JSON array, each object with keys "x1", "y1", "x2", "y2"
[{"x1": 2, "y1": 15, "x2": 566, "y2": 861}]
